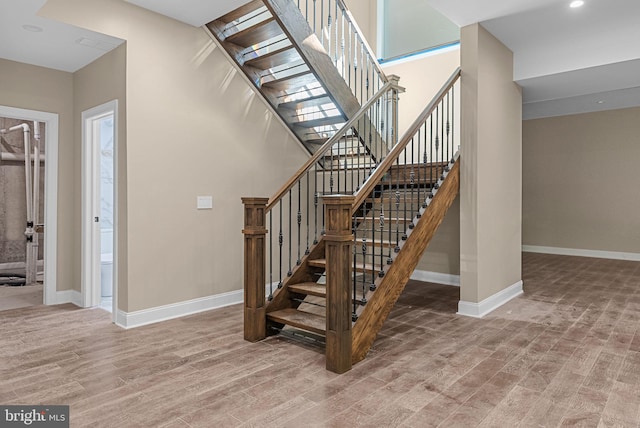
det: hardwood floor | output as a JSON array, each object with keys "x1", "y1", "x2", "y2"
[
  {"x1": 0, "y1": 283, "x2": 42, "y2": 311},
  {"x1": 1, "y1": 253, "x2": 639, "y2": 427}
]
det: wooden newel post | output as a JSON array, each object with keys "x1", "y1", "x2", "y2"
[
  {"x1": 323, "y1": 195, "x2": 355, "y2": 373},
  {"x1": 241, "y1": 197, "x2": 269, "y2": 342}
]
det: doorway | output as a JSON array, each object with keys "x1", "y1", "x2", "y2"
[
  {"x1": 0, "y1": 106, "x2": 59, "y2": 308},
  {"x1": 82, "y1": 100, "x2": 117, "y2": 318}
]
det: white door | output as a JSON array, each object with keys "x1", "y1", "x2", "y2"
[{"x1": 81, "y1": 100, "x2": 118, "y2": 317}]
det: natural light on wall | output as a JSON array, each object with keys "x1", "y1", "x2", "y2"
[{"x1": 380, "y1": 0, "x2": 460, "y2": 61}]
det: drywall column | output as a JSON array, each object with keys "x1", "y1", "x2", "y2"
[{"x1": 458, "y1": 24, "x2": 522, "y2": 317}]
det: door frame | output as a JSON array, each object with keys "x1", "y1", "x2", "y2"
[
  {"x1": 0, "y1": 105, "x2": 58, "y2": 305},
  {"x1": 81, "y1": 100, "x2": 118, "y2": 317}
]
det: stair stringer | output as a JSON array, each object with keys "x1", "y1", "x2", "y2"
[
  {"x1": 261, "y1": 0, "x2": 390, "y2": 161},
  {"x1": 351, "y1": 159, "x2": 460, "y2": 363}
]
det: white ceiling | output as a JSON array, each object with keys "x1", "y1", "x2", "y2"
[
  {"x1": 425, "y1": 0, "x2": 640, "y2": 119},
  {"x1": 1, "y1": 0, "x2": 638, "y2": 119},
  {"x1": 124, "y1": 0, "x2": 251, "y2": 27},
  {"x1": 0, "y1": 0, "x2": 124, "y2": 73}
]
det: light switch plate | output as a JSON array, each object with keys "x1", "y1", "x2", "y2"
[{"x1": 197, "y1": 196, "x2": 213, "y2": 209}]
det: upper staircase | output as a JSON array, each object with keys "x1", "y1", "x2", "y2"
[
  {"x1": 213, "y1": 0, "x2": 463, "y2": 373},
  {"x1": 206, "y1": 0, "x2": 391, "y2": 161}
]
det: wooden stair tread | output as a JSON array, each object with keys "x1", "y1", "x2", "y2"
[
  {"x1": 245, "y1": 46, "x2": 298, "y2": 70},
  {"x1": 355, "y1": 216, "x2": 412, "y2": 222},
  {"x1": 279, "y1": 94, "x2": 333, "y2": 111},
  {"x1": 218, "y1": 0, "x2": 266, "y2": 24},
  {"x1": 225, "y1": 18, "x2": 282, "y2": 48},
  {"x1": 267, "y1": 308, "x2": 326, "y2": 335},
  {"x1": 308, "y1": 259, "x2": 378, "y2": 273},
  {"x1": 288, "y1": 282, "x2": 326, "y2": 298},
  {"x1": 294, "y1": 115, "x2": 345, "y2": 129},
  {"x1": 262, "y1": 71, "x2": 317, "y2": 91}
]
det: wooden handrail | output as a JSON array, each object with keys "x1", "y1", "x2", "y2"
[
  {"x1": 351, "y1": 67, "x2": 461, "y2": 214},
  {"x1": 266, "y1": 79, "x2": 402, "y2": 211}
]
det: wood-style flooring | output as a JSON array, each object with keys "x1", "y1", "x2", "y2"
[
  {"x1": 1, "y1": 252, "x2": 639, "y2": 427},
  {"x1": 0, "y1": 283, "x2": 43, "y2": 311}
]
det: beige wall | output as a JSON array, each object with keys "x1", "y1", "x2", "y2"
[
  {"x1": 460, "y1": 24, "x2": 522, "y2": 303},
  {"x1": 0, "y1": 58, "x2": 75, "y2": 291},
  {"x1": 73, "y1": 44, "x2": 128, "y2": 306},
  {"x1": 523, "y1": 107, "x2": 640, "y2": 254},
  {"x1": 381, "y1": 48, "x2": 460, "y2": 137},
  {"x1": 41, "y1": 0, "x2": 310, "y2": 312}
]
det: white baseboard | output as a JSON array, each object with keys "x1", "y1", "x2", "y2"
[
  {"x1": 53, "y1": 289, "x2": 83, "y2": 306},
  {"x1": 114, "y1": 289, "x2": 243, "y2": 329},
  {"x1": 522, "y1": 245, "x2": 640, "y2": 262},
  {"x1": 410, "y1": 270, "x2": 460, "y2": 286},
  {"x1": 457, "y1": 280, "x2": 523, "y2": 318}
]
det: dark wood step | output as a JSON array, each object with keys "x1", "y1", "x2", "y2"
[
  {"x1": 262, "y1": 71, "x2": 317, "y2": 91},
  {"x1": 267, "y1": 308, "x2": 325, "y2": 335},
  {"x1": 288, "y1": 282, "x2": 326, "y2": 298},
  {"x1": 225, "y1": 18, "x2": 282, "y2": 48},
  {"x1": 308, "y1": 259, "x2": 377, "y2": 274},
  {"x1": 244, "y1": 45, "x2": 299, "y2": 70},
  {"x1": 218, "y1": 0, "x2": 266, "y2": 24},
  {"x1": 288, "y1": 282, "x2": 371, "y2": 302},
  {"x1": 354, "y1": 217, "x2": 412, "y2": 224}
]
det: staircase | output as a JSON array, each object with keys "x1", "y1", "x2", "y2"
[
  {"x1": 206, "y1": 0, "x2": 390, "y2": 160},
  {"x1": 220, "y1": 0, "x2": 463, "y2": 373}
]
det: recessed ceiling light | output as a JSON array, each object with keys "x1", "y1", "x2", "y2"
[
  {"x1": 596, "y1": 100, "x2": 605, "y2": 104},
  {"x1": 22, "y1": 24, "x2": 43, "y2": 32},
  {"x1": 570, "y1": 1, "x2": 584, "y2": 8}
]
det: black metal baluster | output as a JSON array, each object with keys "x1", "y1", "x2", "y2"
[
  {"x1": 330, "y1": 151, "x2": 335, "y2": 194},
  {"x1": 446, "y1": 92, "x2": 451, "y2": 163},
  {"x1": 269, "y1": 211, "x2": 273, "y2": 300},
  {"x1": 452, "y1": 85, "x2": 456, "y2": 155},
  {"x1": 336, "y1": 135, "x2": 341, "y2": 193},
  {"x1": 306, "y1": 172, "x2": 310, "y2": 254},
  {"x1": 440, "y1": 101, "x2": 444, "y2": 179},
  {"x1": 297, "y1": 181, "x2": 302, "y2": 265},
  {"x1": 278, "y1": 202, "x2": 283, "y2": 288},
  {"x1": 351, "y1": 127, "x2": 362, "y2": 191},
  {"x1": 322, "y1": 160, "x2": 326, "y2": 236},
  {"x1": 394, "y1": 187, "x2": 400, "y2": 253},
  {"x1": 344, "y1": 142, "x2": 349, "y2": 194},
  {"x1": 361, "y1": 230, "x2": 367, "y2": 305},
  {"x1": 389, "y1": 165, "x2": 395, "y2": 262},
  {"x1": 372, "y1": 190, "x2": 377, "y2": 284},
  {"x1": 353, "y1": 219, "x2": 358, "y2": 321},
  {"x1": 417, "y1": 130, "x2": 422, "y2": 212},
  {"x1": 314, "y1": 188, "x2": 319, "y2": 244},
  {"x1": 434, "y1": 106, "x2": 439, "y2": 190},
  {"x1": 288, "y1": 190, "x2": 293, "y2": 276},
  {"x1": 379, "y1": 187, "x2": 385, "y2": 278}
]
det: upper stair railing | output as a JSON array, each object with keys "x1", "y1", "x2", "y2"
[{"x1": 294, "y1": 0, "x2": 387, "y2": 104}]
